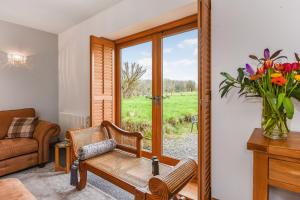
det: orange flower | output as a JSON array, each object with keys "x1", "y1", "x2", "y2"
[
  {"x1": 250, "y1": 74, "x2": 262, "y2": 80},
  {"x1": 264, "y1": 59, "x2": 273, "y2": 69},
  {"x1": 257, "y1": 66, "x2": 265, "y2": 74},
  {"x1": 295, "y1": 74, "x2": 300, "y2": 81},
  {"x1": 271, "y1": 76, "x2": 287, "y2": 86}
]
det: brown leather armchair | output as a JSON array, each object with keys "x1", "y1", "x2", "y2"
[{"x1": 0, "y1": 108, "x2": 60, "y2": 176}]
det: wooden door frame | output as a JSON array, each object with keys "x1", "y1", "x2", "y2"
[
  {"x1": 114, "y1": 15, "x2": 198, "y2": 166},
  {"x1": 198, "y1": 0, "x2": 212, "y2": 199}
]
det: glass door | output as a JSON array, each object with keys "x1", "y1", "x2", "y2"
[
  {"x1": 117, "y1": 27, "x2": 198, "y2": 163},
  {"x1": 161, "y1": 29, "x2": 198, "y2": 160},
  {"x1": 120, "y1": 41, "x2": 153, "y2": 152}
]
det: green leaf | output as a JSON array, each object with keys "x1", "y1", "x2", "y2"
[
  {"x1": 220, "y1": 72, "x2": 235, "y2": 81},
  {"x1": 219, "y1": 79, "x2": 227, "y2": 88},
  {"x1": 238, "y1": 84, "x2": 245, "y2": 93},
  {"x1": 283, "y1": 97, "x2": 294, "y2": 119},
  {"x1": 270, "y1": 50, "x2": 282, "y2": 59},
  {"x1": 273, "y1": 56, "x2": 288, "y2": 61},
  {"x1": 237, "y1": 68, "x2": 244, "y2": 82},
  {"x1": 239, "y1": 92, "x2": 247, "y2": 97},
  {"x1": 249, "y1": 55, "x2": 259, "y2": 60},
  {"x1": 295, "y1": 53, "x2": 300, "y2": 61},
  {"x1": 265, "y1": 92, "x2": 276, "y2": 109},
  {"x1": 277, "y1": 93, "x2": 285, "y2": 109},
  {"x1": 220, "y1": 85, "x2": 230, "y2": 98},
  {"x1": 291, "y1": 87, "x2": 300, "y2": 101}
]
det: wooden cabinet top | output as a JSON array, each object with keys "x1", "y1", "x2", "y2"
[{"x1": 247, "y1": 128, "x2": 300, "y2": 159}]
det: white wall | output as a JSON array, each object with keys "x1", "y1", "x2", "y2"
[
  {"x1": 212, "y1": 0, "x2": 300, "y2": 199},
  {"x1": 0, "y1": 20, "x2": 58, "y2": 123}
]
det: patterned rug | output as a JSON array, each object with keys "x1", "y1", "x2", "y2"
[{"x1": 3, "y1": 163, "x2": 133, "y2": 200}]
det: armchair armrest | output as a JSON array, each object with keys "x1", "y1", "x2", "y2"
[
  {"x1": 135, "y1": 158, "x2": 197, "y2": 200},
  {"x1": 33, "y1": 120, "x2": 60, "y2": 164},
  {"x1": 101, "y1": 121, "x2": 143, "y2": 157}
]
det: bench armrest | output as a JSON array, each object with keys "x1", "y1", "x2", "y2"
[
  {"x1": 101, "y1": 121, "x2": 143, "y2": 157},
  {"x1": 136, "y1": 158, "x2": 197, "y2": 200},
  {"x1": 66, "y1": 126, "x2": 108, "y2": 160},
  {"x1": 33, "y1": 120, "x2": 60, "y2": 164}
]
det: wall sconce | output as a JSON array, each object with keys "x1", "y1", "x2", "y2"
[{"x1": 7, "y1": 53, "x2": 27, "y2": 65}]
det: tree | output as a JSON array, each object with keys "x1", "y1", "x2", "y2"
[
  {"x1": 186, "y1": 80, "x2": 196, "y2": 92},
  {"x1": 121, "y1": 62, "x2": 147, "y2": 98}
]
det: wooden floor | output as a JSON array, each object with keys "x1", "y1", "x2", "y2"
[{"x1": 180, "y1": 181, "x2": 198, "y2": 199}]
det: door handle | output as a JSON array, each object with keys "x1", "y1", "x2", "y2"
[{"x1": 146, "y1": 96, "x2": 162, "y2": 104}]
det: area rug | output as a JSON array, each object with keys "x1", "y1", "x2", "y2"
[{"x1": 3, "y1": 163, "x2": 133, "y2": 200}]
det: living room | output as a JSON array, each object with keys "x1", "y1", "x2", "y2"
[{"x1": 1, "y1": 0, "x2": 300, "y2": 200}]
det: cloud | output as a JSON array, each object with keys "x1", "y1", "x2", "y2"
[
  {"x1": 163, "y1": 48, "x2": 173, "y2": 54},
  {"x1": 137, "y1": 57, "x2": 152, "y2": 67},
  {"x1": 163, "y1": 59, "x2": 198, "y2": 81},
  {"x1": 140, "y1": 51, "x2": 151, "y2": 57},
  {"x1": 193, "y1": 48, "x2": 198, "y2": 56},
  {"x1": 164, "y1": 59, "x2": 196, "y2": 68},
  {"x1": 177, "y1": 38, "x2": 198, "y2": 48}
]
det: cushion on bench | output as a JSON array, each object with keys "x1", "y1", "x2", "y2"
[{"x1": 78, "y1": 139, "x2": 116, "y2": 160}]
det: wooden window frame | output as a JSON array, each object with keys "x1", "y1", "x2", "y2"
[{"x1": 114, "y1": 14, "x2": 198, "y2": 166}]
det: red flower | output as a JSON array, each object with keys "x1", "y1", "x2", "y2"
[
  {"x1": 282, "y1": 63, "x2": 293, "y2": 73},
  {"x1": 292, "y1": 62, "x2": 299, "y2": 71},
  {"x1": 274, "y1": 63, "x2": 284, "y2": 71},
  {"x1": 264, "y1": 59, "x2": 273, "y2": 69},
  {"x1": 271, "y1": 76, "x2": 287, "y2": 86}
]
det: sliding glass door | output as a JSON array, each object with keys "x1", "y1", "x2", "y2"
[{"x1": 117, "y1": 26, "x2": 198, "y2": 164}]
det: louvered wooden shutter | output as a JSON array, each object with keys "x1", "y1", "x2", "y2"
[
  {"x1": 198, "y1": 0, "x2": 211, "y2": 199},
  {"x1": 90, "y1": 36, "x2": 115, "y2": 127}
]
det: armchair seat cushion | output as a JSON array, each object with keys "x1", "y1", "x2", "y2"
[
  {"x1": 0, "y1": 138, "x2": 38, "y2": 161},
  {"x1": 85, "y1": 149, "x2": 172, "y2": 188}
]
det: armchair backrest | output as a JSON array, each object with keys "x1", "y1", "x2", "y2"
[{"x1": 0, "y1": 108, "x2": 35, "y2": 139}]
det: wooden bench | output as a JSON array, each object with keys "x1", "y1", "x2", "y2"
[{"x1": 67, "y1": 121, "x2": 197, "y2": 200}]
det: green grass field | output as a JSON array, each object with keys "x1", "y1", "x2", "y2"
[{"x1": 121, "y1": 92, "x2": 198, "y2": 142}]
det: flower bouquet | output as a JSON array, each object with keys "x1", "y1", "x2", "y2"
[{"x1": 220, "y1": 49, "x2": 300, "y2": 139}]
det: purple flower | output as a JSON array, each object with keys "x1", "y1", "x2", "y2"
[
  {"x1": 245, "y1": 63, "x2": 255, "y2": 76},
  {"x1": 264, "y1": 48, "x2": 270, "y2": 59}
]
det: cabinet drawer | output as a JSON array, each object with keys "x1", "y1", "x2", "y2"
[{"x1": 269, "y1": 159, "x2": 300, "y2": 186}]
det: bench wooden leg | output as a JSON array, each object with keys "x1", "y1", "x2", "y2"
[{"x1": 77, "y1": 163, "x2": 87, "y2": 190}]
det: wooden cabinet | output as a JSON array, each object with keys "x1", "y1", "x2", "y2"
[{"x1": 247, "y1": 128, "x2": 300, "y2": 200}]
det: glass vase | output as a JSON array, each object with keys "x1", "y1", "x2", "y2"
[{"x1": 261, "y1": 97, "x2": 289, "y2": 139}]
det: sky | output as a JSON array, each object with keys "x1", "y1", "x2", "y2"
[{"x1": 121, "y1": 29, "x2": 198, "y2": 82}]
